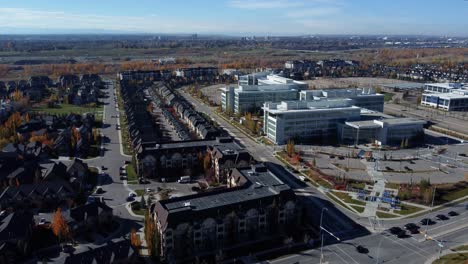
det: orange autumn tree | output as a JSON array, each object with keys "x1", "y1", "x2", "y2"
[
  {"x1": 130, "y1": 228, "x2": 141, "y2": 249},
  {"x1": 51, "y1": 208, "x2": 71, "y2": 243}
]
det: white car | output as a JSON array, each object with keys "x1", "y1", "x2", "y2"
[
  {"x1": 39, "y1": 218, "x2": 47, "y2": 225},
  {"x1": 146, "y1": 188, "x2": 153, "y2": 193}
]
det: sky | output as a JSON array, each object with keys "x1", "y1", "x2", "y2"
[{"x1": 0, "y1": 0, "x2": 467, "y2": 36}]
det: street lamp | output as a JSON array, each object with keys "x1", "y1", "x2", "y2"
[{"x1": 320, "y1": 207, "x2": 328, "y2": 264}]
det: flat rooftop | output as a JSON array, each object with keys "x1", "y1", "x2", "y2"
[
  {"x1": 160, "y1": 166, "x2": 289, "y2": 213},
  {"x1": 423, "y1": 92, "x2": 468, "y2": 100},
  {"x1": 382, "y1": 83, "x2": 424, "y2": 90}
]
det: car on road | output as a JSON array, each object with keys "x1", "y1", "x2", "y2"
[
  {"x1": 436, "y1": 214, "x2": 449, "y2": 220},
  {"x1": 389, "y1": 227, "x2": 402, "y2": 235},
  {"x1": 115, "y1": 124, "x2": 120, "y2": 130},
  {"x1": 356, "y1": 245, "x2": 369, "y2": 254},
  {"x1": 404, "y1": 223, "x2": 419, "y2": 230},
  {"x1": 396, "y1": 230, "x2": 407, "y2": 238},
  {"x1": 128, "y1": 192, "x2": 136, "y2": 198},
  {"x1": 448, "y1": 211, "x2": 458, "y2": 217},
  {"x1": 120, "y1": 175, "x2": 127, "y2": 180},
  {"x1": 420, "y1": 218, "x2": 435, "y2": 225},
  {"x1": 124, "y1": 161, "x2": 131, "y2": 164},
  {"x1": 126, "y1": 196, "x2": 134, "y2": 202},
  {"x1": 146, "y1": 188, "x2": 154, "y2": 193},
  {"x1": 101, "y1": 166, "x2": 107, "y2": 170}
]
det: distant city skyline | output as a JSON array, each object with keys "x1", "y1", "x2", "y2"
[{"x1": 0, "y1": 0, "x2": 467, "y2": 36}]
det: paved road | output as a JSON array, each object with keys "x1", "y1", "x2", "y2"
[
  {"x1": 85, "y1": 81, "x2": 141, "y2": 230},
  {"x1": 179, "y1": 89, "x2": 468, "y2": 263}
]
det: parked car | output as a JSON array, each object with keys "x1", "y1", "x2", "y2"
[
  {"x1": 101, "y1": 166, "x2": 107, "y2": 170},
  {"x1": 95, "y1": 186, "x2": 104, "y2": 194},
  {"x1": 178, "y1": 176, "x2": 191, "y2": 183},
  {"x1": 128, "y1": 192, "x2": 137, "y2": 198},
  {"x1": 38, "y1": 218, "x2": 47, "y2": 225},
  {"x1": 146, "y1": 188, "x2": 153, "y2": 193},
  {"x1": 448, "y1": 211, "x2": 458, "y2": 217}
]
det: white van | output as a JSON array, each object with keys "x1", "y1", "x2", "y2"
[{"x1": 178, "y1": 176, "x2": 191, "y2": 183}]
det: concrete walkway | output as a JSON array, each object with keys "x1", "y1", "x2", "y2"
[{"x1": 362, "y1": 160, "x2": 386, "y2": 217}]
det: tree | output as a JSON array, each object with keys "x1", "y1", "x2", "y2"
[
  {"x1": 144, "y1": 211, "x2": 160, "y2": 260},
  {"x1": 140, "y1": 195, "x2": 147, "y2": 209},
  {"x1": 286, "y1": 140, "x2": 295, "y2": 157},
  {"x1": 203, "y1": 152, "x2": 211, "y2": 172},
  {"x1": 130, "y1": 228, "x2": 141, "y2": 250},
  {"x1": 51, "y1": 208, "x2": 71, "y2": 243}
]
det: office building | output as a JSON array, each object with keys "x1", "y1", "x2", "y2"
[
  {"x1": 221, "y1": 73, "x2": 308, "y2": 114},
  {"x1": 151, "y1": 163, "x2": 300, "y2": 263},
  {"x1": 421, "y1": 83, "x2": 468, "y2": 111},
  {"x1": 262, "y1": 100, "x2": 361, "y2": 144},
  {"x1": 299, "y1": 88, "x2": 385, "y2": 112},
  {"x1": 339, "y1": 118, "x2": 426, "y2": 146}
]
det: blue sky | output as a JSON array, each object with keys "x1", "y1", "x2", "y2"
[{"x1": 0, "y1": 0, "x2": 467, "y2": 36}]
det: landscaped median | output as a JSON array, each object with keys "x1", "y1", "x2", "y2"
[{"x1": 115, "y1": 82, "x2": 132, "y2": 156}]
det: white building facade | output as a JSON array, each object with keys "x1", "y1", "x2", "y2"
[
  {"x1": 263, "y1": 100, "x2": 361, "y2": 144},
  {"x1": 421, "y1": 83, "x2": 468, "y2": 111}
]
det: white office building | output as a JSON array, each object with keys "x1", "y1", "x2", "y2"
[
  {"x1": 299, "y1": 88, "x2": 385, "y2": 112},
  {"x1": 262, "y1": 99, "x2": 361, "y2": 144},
  {"x1": 421, "y1": 83, "x2": 468, "y2": 111},
  {"x1": 221, "y1": 73, "x2": 308, "y2": 114}
]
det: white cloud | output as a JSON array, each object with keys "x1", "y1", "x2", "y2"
[
  {"x1": 0, "y1": 8, "x2": 231, "y2": 33},
  {"x1": 286, "y1": 7, "x2": 340, "y2": 18},
  {"x1": 228, "y1": 0, "x2": 304, "y2": 10}
]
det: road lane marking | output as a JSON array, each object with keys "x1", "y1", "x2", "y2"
[
  {"x1": 333, "y1": 245, "x2": 360, "y2": 264},
  {"x1": 382, "y1": 234, "x2": 428, "y2": 259}
]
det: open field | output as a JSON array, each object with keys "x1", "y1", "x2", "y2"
[{"x1": 305, "y1": 77, "x2": 417, "y2": 89}]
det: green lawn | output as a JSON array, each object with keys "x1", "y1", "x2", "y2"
[
  {"x1": 395, "y1": 204, "x2": 424, "y2": 215},
  {"x1": 134, "y1": 189, "x2": 145, "y2": 197},
  {"x1": 32, "y1": 103, "x2": 103, "y2": 115},
  {"x1": 115, "y1": 86, "x2": 132, "y2": 155},
  {"x1": 348, "y1": 182, "x2": 367, "y2": 190},
  {"x1": 376, "y1": 211, "x2": 399, "y2": 219},
  {"x1": 382, "y1": 92, "x2": 395, "y2": 102},
  {"x1": 433, "y1": 252, "x2": 468, "y2": 264},
  {"x1": 126, "y1": 164, "x2": 138, "y2": 182},
  {"x1": 130, "y1": 201, "x2": 146, "y2": 216},
  {"x1": 454, "y1": 245, "x2": 468, "y2": 251},
  {"x1": 351, "y1": 205, "x2": 365, "y2": 213},
  {"x1": 332, "y1": 191, "x2": 367, "y2": 206},
  {"x1": 326, "y1": 193, "x2": 353, "y2": 212},
  {"x1": 439, "y1": 184, "x2": 468, "y2": 203}
]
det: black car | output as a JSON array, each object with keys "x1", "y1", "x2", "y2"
[
  {"x1": 436, "y1": 214, "x2": 449, "y2": 220},
  {"x1": 389, "y1": 227, "x2": 402, "y2": 235},
  {"x1": 408, "y1": 228, "x2": 420, "y2": 234},
  {"x1": 356, "y1": 245, "x2": 369, "y2": 254},
  {"x1": 396, "y1": 230, "x2": 407, "y2": 238},
  {"x1": 404, "y1": 223, "x2": 419, "y2": 230},
  {"x1": 101, "y1": 166, "x2": 107, "y2": 170},
  {"x1": 448, "y1": 211, "x2": 458, "y2": 217},
  {"x1": 420, "y1": 218, "x2": 435, "y2": 225}
]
